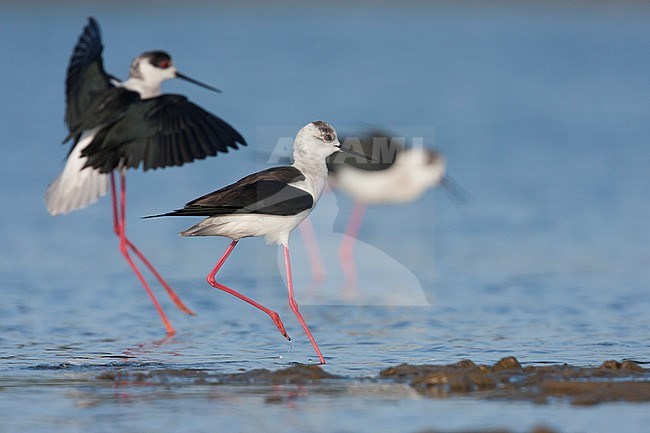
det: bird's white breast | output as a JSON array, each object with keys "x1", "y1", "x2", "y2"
[{"x1": 290, "y1": 159, "x2": 328, "y2": 205}]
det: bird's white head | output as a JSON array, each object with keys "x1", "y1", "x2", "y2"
[
  {"x1": 128, "y1": 51, "x2": 176, "y2": 94},
  {"x1": 293, "y1": 121, "x2": 342, "y2": 163},
  {"x1": 125, "y1": 51, "x2": 220, "y2": 99}
]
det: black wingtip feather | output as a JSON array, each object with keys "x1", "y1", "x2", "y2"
[
  {"x1": 142, "y1": 211, "x2": 178, "y2": 219},
  {"x1": 143, "y1": 207, "x2": 207, "y2": 219}
]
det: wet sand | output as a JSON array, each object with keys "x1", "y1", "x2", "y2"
[
  {"x1": 94, "y1": 356, "x2": 650, "y2": 407},
  {"x1": 418, "y1": 428, "x2": 559, "y2": 433},
  {"x1": 420, "y1": 427, "x2": 557, "y2": 433}
]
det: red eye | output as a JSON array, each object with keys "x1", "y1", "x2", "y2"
[{"x1": 159, "y1": 60, "x2": 170, "y2": 69}]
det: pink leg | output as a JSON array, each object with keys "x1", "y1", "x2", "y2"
[
  {"x1": 339, "y1": 201, "x2": 366, "y2": 291},
  {"x1": 284, "y1": 246, "x2": 326, "y2": 364},
  {"x1": 298, "y1": 218, "x2": 326, "y2": 283},
  {"x1": 207, "y1": 240, "x2": 290, "y2": 340},
  {"x1": 114, "y1": 172, "x2": 175, "y2": 336},
  {"x1": 110, "y1": 174, "x2": 195, "y2": 316},
  {"x1": 110, "y1": 173, "x2": 119, "y2": 233}
]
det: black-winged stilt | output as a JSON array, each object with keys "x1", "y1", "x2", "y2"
[
  {"x1": 45, "y1": 17, "x2": 246, "y2": 336},
  {"x1": 146, "y1": 121, "x2": 367, "y2": 364},
  {"x1": 325, "y1": 130, "x2": 446, "y2": 287}
]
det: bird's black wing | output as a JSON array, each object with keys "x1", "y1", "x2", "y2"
[
  {"x1": 64, "y1": 17, "x2": 114, "y2": 143},
  {"x1": 147, "y1": 166, "x2": 313, "y2": 217},
  {"x1": 81, "y1": 94, "x2": 247, "y2": 173}
]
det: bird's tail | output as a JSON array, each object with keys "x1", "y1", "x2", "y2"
[{"x1": 46, "y1": 144, "x2": 109, "y2": 216}]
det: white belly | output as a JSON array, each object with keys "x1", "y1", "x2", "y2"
[{"x1": 180, "y1": 210, "x2": 312, "y2": 246}]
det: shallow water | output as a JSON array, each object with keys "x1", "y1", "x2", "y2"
[{"x1": 1, "y1": 1, "x2": 650, "y2": 432}]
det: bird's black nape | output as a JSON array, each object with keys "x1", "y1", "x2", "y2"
[{"x1": 141, "y1": 51, "x2": 172, "y2": 67}]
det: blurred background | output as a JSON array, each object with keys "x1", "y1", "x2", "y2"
[
  {"x1": 2, "y1": 0, "x2": 650, "y2": 354},
  {"x1": 0, "y1": 2, "x2": 649, "y2": 431}
]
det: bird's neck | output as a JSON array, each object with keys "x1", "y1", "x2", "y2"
[
  {"x1": 120, "y1": 78, "x2": 162, "y2": 99},
  {"x1": 292, "y1": 156, "x2": 329, "y2": 203}
]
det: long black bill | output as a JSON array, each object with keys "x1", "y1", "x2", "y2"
[
  {"x1": 440, "y1": 176, "x2": 469, "y2": 203},
  {"x1": 338, "y1": 144, "x2": 381, "y2": 163},
  {"x1": 176, "y1": 72, "x2": 222, "y2": 93}
]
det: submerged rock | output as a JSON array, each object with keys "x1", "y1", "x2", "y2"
[
  {"x1": 219, "y1": 365, "x2": 340, "y2": 385},
  {"x1": 93, "y1": 357, "x2": 650, "y2": 405},
  {"x1": 600, "y1": 359, "x2": 645, "y2": 372},
  {"x1": 96, "y1": 364, "x2": 338, "y2": 386},
  {"x1": 539, "y1": 381, "x2": 650, "y2": 405},
  {"x1": 380, "y1": 357, "x2": 650, "y2": 405},
  {"x1": 417, "y1": 427, "x2": 558, "y2": 433},
  {"x1": 492, "y1": 356, "x2": 523, "y2": 372}
]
